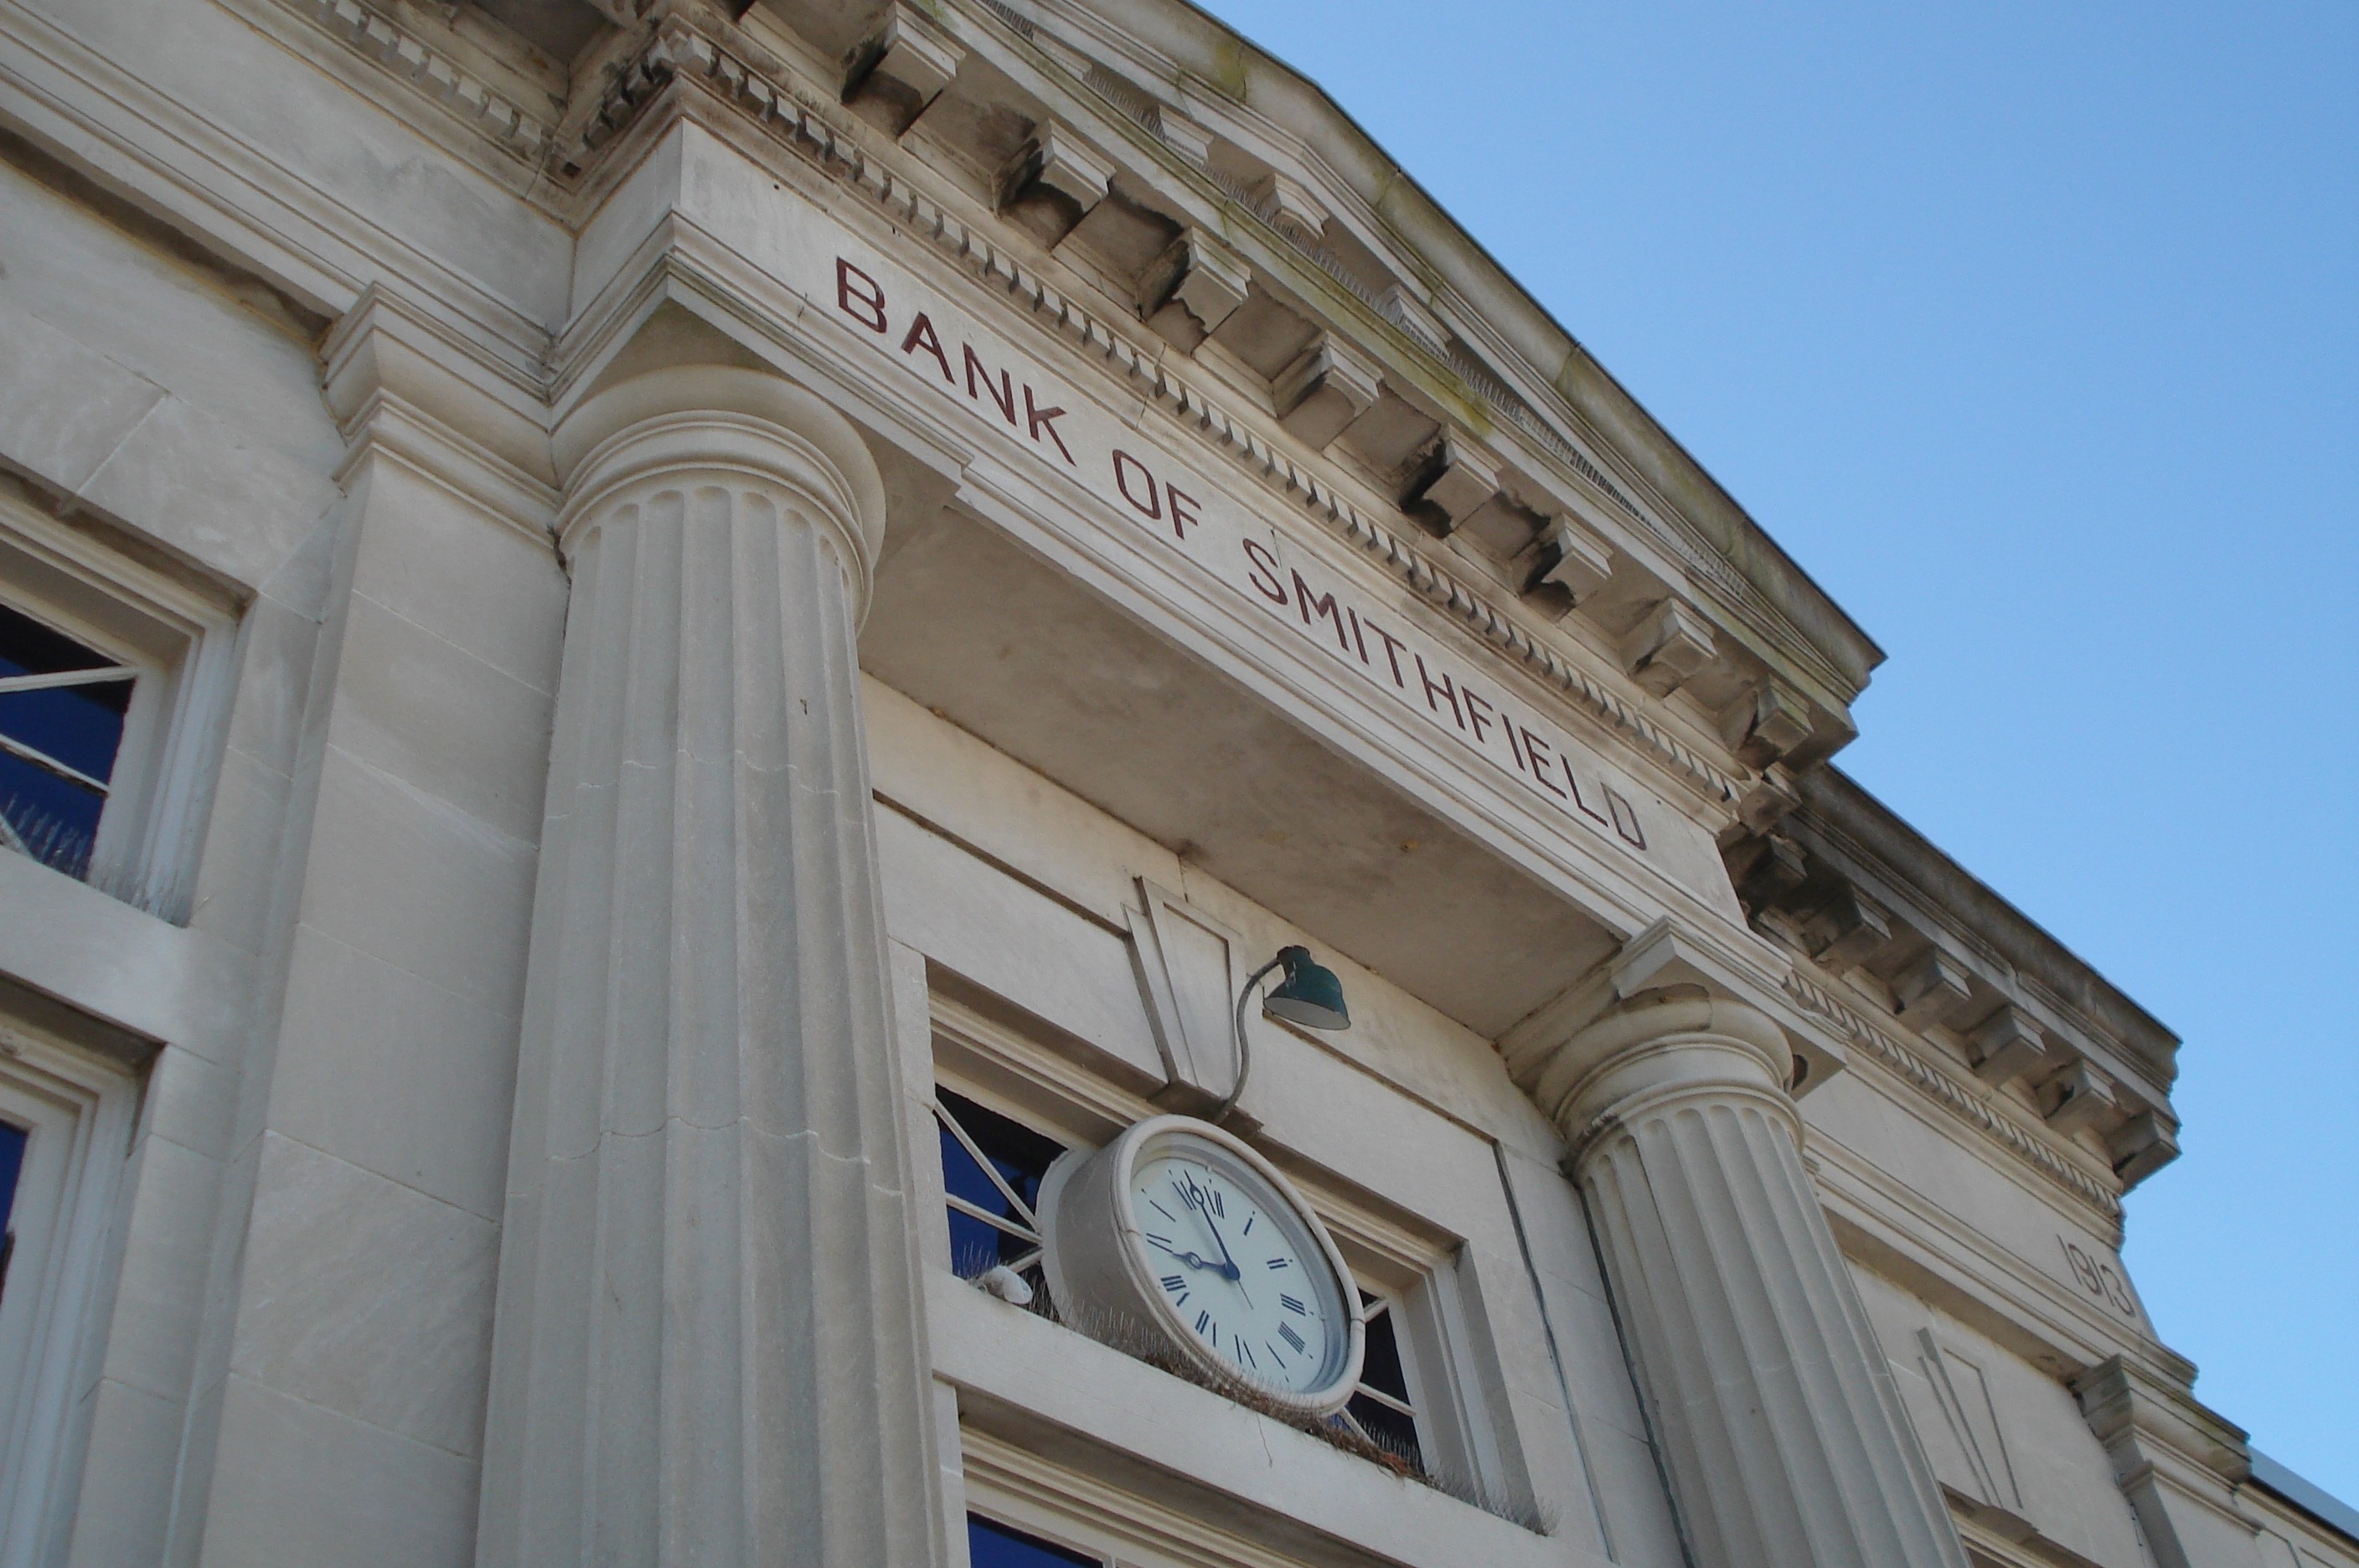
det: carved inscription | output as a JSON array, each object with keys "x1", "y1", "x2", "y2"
[
  {"x1": 2057, "y1": 1235, "x2": 2140, "y2": 1319},
  {"x1": 833, "y1": 256, "x2": 1664, "y2": 866}
]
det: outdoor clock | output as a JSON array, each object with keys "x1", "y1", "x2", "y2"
[{"x1": 1038, "y1": 1113, "x2": 1366, "y2": 1416}]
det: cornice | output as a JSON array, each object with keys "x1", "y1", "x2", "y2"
[
  {"x1": 260, "y1": 0, "x2": 556, "y2": 167},
  {"x1": 999, "y1": 0, "x2": 1877, "y2": 709},
  {"x1": 573, "y1": 20, "x2": 1752, "y2": 821},
  {"x1": 1783, "y1": 965, "x2": 2124, "y2": 1222}
]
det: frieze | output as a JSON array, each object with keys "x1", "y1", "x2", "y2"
[
  {"x1": 821, "y1": 250, "x2": 1710, "y2": 895},
  {"x1": 280, "y1": 0, "x2": 1861, "y2": 732}
]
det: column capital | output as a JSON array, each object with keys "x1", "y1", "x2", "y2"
[
  {"x1": 1500, "y1": 916, "x2": 1845, "y2": 1148},
  {"x1": 1536, "y1": 990, "x2": 1797, "y2": 1162},
  {"x1": 554, "y1": 364, "x2": 888, "y2": 611}
]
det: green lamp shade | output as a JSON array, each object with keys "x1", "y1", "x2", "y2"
[{"x1": 1262, "y1": 945, "x2": 1350, "y2": 1030}]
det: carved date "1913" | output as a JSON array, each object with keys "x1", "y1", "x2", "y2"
[{"x1": 2058, "y1": 1235, "x2": 2139, "y2": 1318}]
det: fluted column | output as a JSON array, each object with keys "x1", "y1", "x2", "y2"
[
  {"x1": 1531, "y1": 991, "x2": 1969, "y2": 1568},
  {"x1": 477, "y1": 365, "x2": 942, "y2": 1568}
]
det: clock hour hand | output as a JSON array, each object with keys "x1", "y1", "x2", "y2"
[{"x1": 1145, "y1": 1237, "x2": 1223, "y2": 1273}]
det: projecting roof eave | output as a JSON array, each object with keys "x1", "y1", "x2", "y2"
[{"x1": 1078, "y1": 0, "x2": 1887, "y2": 696}]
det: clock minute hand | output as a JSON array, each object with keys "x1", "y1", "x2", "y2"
[{"x1": 1199, "y1": 1212, "x2": 1251, "y2": 1308}]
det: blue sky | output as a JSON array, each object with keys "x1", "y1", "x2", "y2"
[{"x1": 1185, "y1": 0, "x2": 2359, "y2": 1501}]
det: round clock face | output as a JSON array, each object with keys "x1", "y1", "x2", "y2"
[
  {"x1": 1128, "y1": 1146, "x2": 1340, "y2": 1395},
  {"x1": 1040, "y1": 1117, "x2": 1364, "y2": 1414}
]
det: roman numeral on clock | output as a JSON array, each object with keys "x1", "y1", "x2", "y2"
[
  {"x1": 1160, "y1": 1275, "x2": 1185, "y2": 1292},
  {"x1": 1195, "y1": 1310, "x2": 1214, "y2": 1337},
  {"x1": 1266, "y1": 1257, "x2": 1289, "y2": 1270},
  {"x1": 1280, "y1": 1293, "x2": 1307, "y2": 1315},
  {"x1": 1278, "y1": 1323, "x2": 1306, "y2": 1354}
]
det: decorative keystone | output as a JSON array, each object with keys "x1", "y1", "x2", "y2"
[
  {"x1": 844, "y1": 3, "x2": 964, "y2": 136},
  {"x1": 1403, "y1": 440, "x2": 1502, "y2": 532},
  {"x1": 2042, "y1": 1060, "x2": 2118, "y2": 1134},
  {"x1": 1892, "y1": 946, "x2": 1974, "y2": 1028},
  {"x1": 1969, "y1": 1005, "x2": 2050, "y2": 1087},
  {"x1": 1721, "y1": 678, "x2": 1814, "y2": 768},
  {"x1": 1247, "y1": 169, "x2": 1331, "y2": 240},
  {"x1": 1142, "y1": 230, "x2": 1250, "y2": 348},
  {"x1": 1531, "y1": 513, "x2": 1614, "y2": 606},
  {"x1": 1621, "y1": 598, "x2": 1716, "y2": 697},
  {"x1": 1804, "y1": 884, "x2": 1893, "y2": 972}
]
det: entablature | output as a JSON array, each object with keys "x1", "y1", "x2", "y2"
[{"x1": 249, "y1": 0, "x2": 1880, "y2": 797}]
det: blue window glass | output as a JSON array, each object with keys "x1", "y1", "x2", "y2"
[
  {"x1": 935, "y1": 1088, "x2": 1062, "y2": 1279},
  {"x1": 0, "y1": 602, "x2": 135, "y2": 881},
  {"x1": 0, "y1": 1120, "x2": 26, "y2": 1305},
  {"x1": 967, "y1": 1513, "x2": 1097, "y2": 1567},
  {"x1": 1344, "y1": 1293, "x2": 1424, "y2": 1469}
]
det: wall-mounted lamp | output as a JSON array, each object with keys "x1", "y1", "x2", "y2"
[{"x1": 1211, "y1": 945, "x2": 1350, "y2": 1125}]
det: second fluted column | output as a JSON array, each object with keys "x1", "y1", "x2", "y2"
[
  {"x1": 477, "y1": 364, "x2": 942, "y2": 1568},
  {"x1": 1527, "y1": 990, "x2": 1969, "y2": 1568}
]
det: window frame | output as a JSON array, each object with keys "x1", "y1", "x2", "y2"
[
  {"x1": 0, "y1": 1002, "x2": 140, "y2": 1563},
  {"x1": 0, "y1": 493, "x2": 238, "y2": 918}
]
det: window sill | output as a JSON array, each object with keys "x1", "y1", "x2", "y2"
[
  {"x1": 0, "y1": 847, "x2": 248, "y2": 1065},
  {"x1": 928, "y1": 1273, "x2": 1581, "y2": 1568}
]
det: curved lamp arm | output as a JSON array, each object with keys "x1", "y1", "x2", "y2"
[{"x1": 1210, "y1": 954, "x2": 1287, "y2": 1128}]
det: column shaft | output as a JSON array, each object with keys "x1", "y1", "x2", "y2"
[
  {"x1": 1536, "y1": 993, "x2": 1968, "y2": 1568},
  {"x1": 478, "y1": 368, "x2": 940, "y2": 1568}
]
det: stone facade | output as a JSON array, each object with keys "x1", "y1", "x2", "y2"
[{"x1": 0, "y1": 2, "x2": 2343, "y2": 1567}]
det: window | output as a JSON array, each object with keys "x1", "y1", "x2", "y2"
[
  {"x1": 967, "y1": 1512, "x2": 1100, "y2": 1568},
  {"x1": 0, "y1": 1120, "x2": 23, "y2": 1302},
  {"x1": 934, "y1": 1087, "x2": 1065, "y2": 1290},
  {"x1": 934, "y1": 1084, "x2": 1449, "y2": 1473},
  {"x1": 927, "y1": 1006, "x2": 1528, "y2": 1525},
  {"x1": 1340, "y1": 1291, "x2": 1422, "y2": 1470},
  {"x1": 0, "y1": 1005, "x2": 141, "y2": 1560},
  {"x1": 0, "y1": 602, "x2": 137, "y2": 881},
  {"x1": 0, "y1": 498, "x2": 235, "y2": 916}
]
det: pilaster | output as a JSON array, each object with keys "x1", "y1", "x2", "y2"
[
  {"x1": 2074, "y1": 1355, "x2": 2265, "y2": 1568},
  {"x1": 475, "y1": 363, "x2": 944, "y2": 1567}
]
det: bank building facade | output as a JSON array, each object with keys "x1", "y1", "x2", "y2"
[{"x1": 0, "y1": 1, "x2": 2350, "y2": 1565}]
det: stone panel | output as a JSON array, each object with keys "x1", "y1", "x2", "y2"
[
  {"x1": 230, "y1": 1132, "x2": 497, "y2": 1459},
  {"x1": 267, "y1": 923, "x2": 519, "y2": 1220}
]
